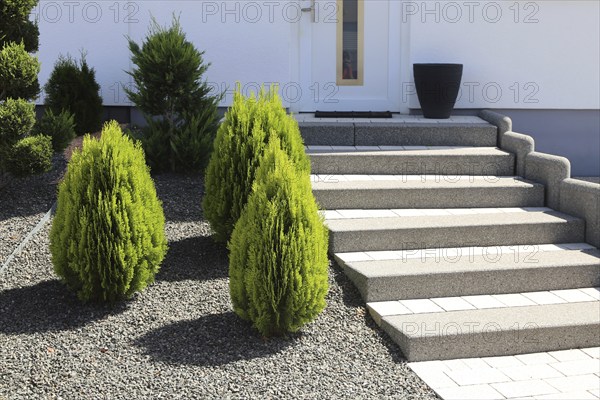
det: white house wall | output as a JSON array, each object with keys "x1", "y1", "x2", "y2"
[
  {"x1": 33, "y1": 0, "x2": 599, "y2": 110},
  {"x1": 34, "y1": 1, "x2": 132, "y2": 106},
  {"x1": 130, "y1": 1, "x2": 293, "y2": 107},
  {"x1": 406, "y1": 0, "x2": 600, "y2": 110},
  {"x1": 34, "y1": 0, "x2": 293, "y2": 107}
]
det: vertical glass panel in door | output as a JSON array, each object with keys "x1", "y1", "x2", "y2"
[{"x1": 337, "y1": 0, "x2": 363, "y2": 85}]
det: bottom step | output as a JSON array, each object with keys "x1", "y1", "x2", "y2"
[{"x1": 376, "y1": 300, "x2": 600, "y2": 362}]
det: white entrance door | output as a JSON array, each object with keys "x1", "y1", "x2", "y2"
[{"x1": 293, "y1": 0, "x2": 402, "y2": 112}]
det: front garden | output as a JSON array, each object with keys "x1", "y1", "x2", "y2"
[
  {"x1": 0, "y1": 5, "x2": 438, "y2": 398},
  {"x1": 0, "y1": 167, "x2": 438, "y2": 398}
]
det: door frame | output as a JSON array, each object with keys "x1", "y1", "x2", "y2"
[{"x1": 290, "y1": 0, "x2": 409, "y2": 113}]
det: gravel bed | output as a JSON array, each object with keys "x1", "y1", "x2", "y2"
[
  {"x1": 0, "y1": 174, "x2": 438, "y2": 399},
  {"x1": 0, "y1": 155, "x2": 67, "y2": 266}
]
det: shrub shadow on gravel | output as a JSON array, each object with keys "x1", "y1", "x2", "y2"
[
  {"x1": 153, "y1": 173, "x2": 205, "y2": 223},
  {"x1": 329, "y1": 261, "x2": 408, "y2": 363},
  {"x1": 0, "y1": 155, "x2": 66, "y2": 221},
  {"x1": 156, "y1": 236, "x2": 228, "y2": 282},
  {"x1": 0, "y1": 279, "x2": 128, "y2": 334},
  {"x1": 134, "y1": 312, "x2": 295, "y2": 367},
  {"x1": 330, "y1": 259, "x2": 365, "y2": 309}
]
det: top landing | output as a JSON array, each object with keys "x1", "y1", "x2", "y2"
[
  {"x1": 294, "y1": 114, "x2": 497, "y2": 147},
  {"x1": 294, "y1": 113, "x2": 490, "y2": 125}
]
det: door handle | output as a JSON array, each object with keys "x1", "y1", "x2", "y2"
[{"x1": 301, "y1": 0, "x2": 316, "y2": 23}]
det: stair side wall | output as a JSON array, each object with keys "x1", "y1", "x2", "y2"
[
  {"x1": 481, "y1": 109, "x2": 599, "y2": 247},
  {"x1": 479, "y1": 110, "x2": 535, "y2": 176},
  {"x1": 560, "y1": 178, "x2": 600, "y2": 248},
  {"x1": 524, "y1": 152, "x2": 571, "y2": 210}
]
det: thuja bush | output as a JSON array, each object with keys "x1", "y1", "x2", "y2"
[
  {"x1": 203, "y1": 87, "x2": 309, "y2": 242},
  {"x1": 229, "y1": 137, "x2": 329, "y2": 336},
  {"x1": 0, "y1": 43, "x2": 39, "y2": 173},
  {"x1": 125, "y1": 17, "x2": 220, "y2": 173},
  {"x1": 33, "y1": 108, "x2": 76, "y2": 152},
  {"x1": 0, "y1": 41, "x2": 40, "y2": 101},
  {"x1": 0, "y1": 0, "x2": 39, "y2": 52},
  {"x1": 0, "y1": 98, "x2": 35, "y2": 146},
  {"x1": 8, "y1": 134, "x2": 52, "y2": 176},
  {"x1": 44, "y1": 54, "x2": 103, "y2": 135},
  {"x1": 0, "y1": 0, "x2": 42, "y2": 176},
  {"x1": 50, "y1": 121, "x2": 168, "y2": 303},
  {"x1": 0, "y1": 98, "x2": 36, "y2": 170}
]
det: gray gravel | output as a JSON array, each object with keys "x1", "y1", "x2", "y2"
[
  {"x1": 0, "y1": 173, "x2": 438, "y2": 399},
  {"x1": 0, "y1": 154, "x2": 67, "y2": 266}
]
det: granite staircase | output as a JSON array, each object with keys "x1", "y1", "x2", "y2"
[{"x1": 300, "y1": 115, "x2": 600, "y2": 362}]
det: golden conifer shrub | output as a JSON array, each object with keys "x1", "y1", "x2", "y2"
[
  {"x1": 203, "y1": 87, "x2": 310, "y2": 243},
  {"x1": 228, "y1": 137, "x2": 329, "y2": 336},
  {"x1": 50, "y1": 121, "x2": 167, "y2": 302}
]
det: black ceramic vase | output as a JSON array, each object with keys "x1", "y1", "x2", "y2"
[{"x1": 413, "y1": 63, "x2": 463, "y2": 119}]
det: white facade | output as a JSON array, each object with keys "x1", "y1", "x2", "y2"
[
  {"x1": 33, "y1": 0, "x2": 599, "y2": 112},
  {"x1": 32, "y1": 1, "x2": 600, "y2": 175}
]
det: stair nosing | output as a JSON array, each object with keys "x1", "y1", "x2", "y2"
[
  {"x1": 325, "y1": 209, "x2": 583, "y2": 231},
  {"x1": 335, "y1": 243, "x2": 598, "y2": 265},
  {"x1": 380, "y1": 301, "x2": 600, "y2": 334}
]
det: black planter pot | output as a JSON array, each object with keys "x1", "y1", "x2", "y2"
[{"x1": 413, "y1": 63, "x2": 463, "y2": 119}]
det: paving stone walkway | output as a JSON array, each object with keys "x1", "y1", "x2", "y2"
[{"x1": 409, "y1": 347, "x2": 600, "y2": 399}]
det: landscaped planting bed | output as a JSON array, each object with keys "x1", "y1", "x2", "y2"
[
  {"x1": 0, "y1": 154, "x2": 66, "y2": 266},
  {"x1": 0, "y1": 173, "x2": 437, "y2": 399}
]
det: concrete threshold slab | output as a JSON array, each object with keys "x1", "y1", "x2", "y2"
[
  {"x1": 294, "y1": 113, "x2": 489, "y2": 125},
  {"x1": 296, "y1": 114, "x2": 497, "y2": 146}
]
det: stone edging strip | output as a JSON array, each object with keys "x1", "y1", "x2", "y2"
[{"x1": 0, "y1": 201, "x2": 56, "y2": 275}]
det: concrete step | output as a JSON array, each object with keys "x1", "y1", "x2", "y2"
[
  {"x1": 307, "y1": 146, "x2": 515, "y2": 176},
  {"x1": 322, "y1": 206, "x2": 554, "y2": 220},
  {"x1": 312, "y1": 176, "x2": 543, "y2": 209},
  {"x1": 368, "y1": 287, "x2": 600, "y2": 325},
  {"x1": 297, "y1": 116, "x2": 497, "y2": 147},
  {"x1": 338, "y1": 244, "x2": 600, "y2": 302},
  {"x1": 355, "y1": 122, "x2": 497, "y2": 147},
  {"x1": 325, "y1": 209, "x2": 585, "y2": 253},
  {"x1": 373, "y1": 296, "x2": 600, "y2": 361}
]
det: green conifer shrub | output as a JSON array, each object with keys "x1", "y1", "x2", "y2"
[
  {"x1": 33, "y1": 108, "x2": 76, "y2": 152},
  {"x1": 0, "y1": 0, "x2": 41, "y2": 176},
  {"x1": 228, "y1": 137, "x2": 329, "y2": 336},
  {"x1": 0, "y1": 0, "x2": 39, "y2": 53},
  {"x1": 44, "y1": 54, "x2": 103, "y2": 135},
  {"x1": 0, "y1": 98, "x2": 36, "y2": 171},
  {"x1": 0, "y1": 41, "x2": 40, "y2": 101},
  {"x1": 50, "y1": 121, "x2": 168, "y2": 303},
  {"x1": 8, "y1": 134, "x2": 52, "y2": 175},
  {"x1": 0, "y1": 98, "x2": 35, "y2": 146},
  {"x1": 203, "y1": 87, "x2": 310, "y2": 243},
  {"x1": 125, "y1": 17, "x2": 220, "y2": 173}
]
